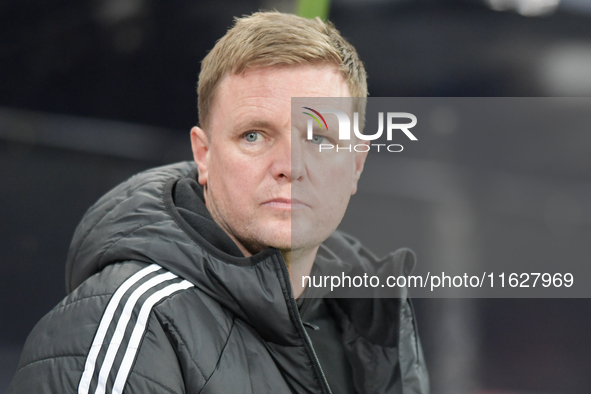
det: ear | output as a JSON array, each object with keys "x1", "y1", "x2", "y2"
[
  {"x1": 351, "y1": 141, "x2": 369, "y2": 195},
  {"x1": 190, "y1": 126, "x2": 209, "y2": 186}
]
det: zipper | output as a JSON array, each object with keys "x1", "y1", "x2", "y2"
[
  {"x1": 294, "y1": 301, "x2": 332, "y2": 394},
  {"x1": 274, "y1": 252, "x2": 333, "y2": 394}
]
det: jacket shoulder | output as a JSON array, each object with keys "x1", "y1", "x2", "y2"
[
  {"x1": 13, "y1": 263, "x2": 147, "y2": 371},
  {"x1": 7, "y1": 261, "x2": 202, "y2": 394}
]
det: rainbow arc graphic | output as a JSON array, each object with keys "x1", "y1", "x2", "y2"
[{"x1": 302, "y1": 107, "x2": 328, "y2": 131}]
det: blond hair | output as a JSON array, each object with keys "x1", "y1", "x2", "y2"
[{"x1": 197, "y1": 11, "x2": 368, "y2": 130}]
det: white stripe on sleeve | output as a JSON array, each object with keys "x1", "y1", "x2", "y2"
[
  {"x1": 78, "y1": 264, "x2": 161, "y2": 394},
  {"x1": 94, "y1": 271, "x2": 178, "y2": 394}
]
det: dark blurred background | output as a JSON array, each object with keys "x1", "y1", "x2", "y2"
[{"x1": 2, "y1": 0, "x2": 591, "y2": 393}]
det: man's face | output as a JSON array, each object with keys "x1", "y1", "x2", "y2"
[{"x1": 191, "y1": 64, "x2": 367, "y2": 256}]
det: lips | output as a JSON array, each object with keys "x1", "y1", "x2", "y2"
[{"x1": 261, "y1": 198, "x2": 309, "y2": 209}]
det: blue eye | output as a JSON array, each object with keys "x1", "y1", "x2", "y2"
[
  {"x1": 310, "y1": 135, "x2": 325, "y2": 145},
  {"x1": 244, "y1": 132, "x2": 262, "y2": 142}
]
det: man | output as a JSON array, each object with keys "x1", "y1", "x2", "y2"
[{"x1": 8, "y1": 12, "x2": 428, "y2": 394}]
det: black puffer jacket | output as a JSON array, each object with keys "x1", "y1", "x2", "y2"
[{"x1": 8, "y1": 162, "x2": 429, "y2": 394}]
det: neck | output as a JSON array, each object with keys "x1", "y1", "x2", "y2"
[
  {"x1": 282, "y1": 246, "x2": 318, "y2": 299},
  {"x1": 203, "y1": 187, "x2": 317, "y2": 298}
]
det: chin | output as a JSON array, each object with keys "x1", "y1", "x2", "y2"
[
  {"x1": 289, "y1": 231, "x2": 331, "y2": 253},
  {"x1": 252, "y1": 225, "x2": 292, "y2": 250},
  {"x1": 246, "y1": 222, "x2": 331, "y2": 252}
]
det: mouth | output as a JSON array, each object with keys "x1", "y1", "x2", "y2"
[{"x1": 261, "y1": 198, "x2": 309, "y2": 210}]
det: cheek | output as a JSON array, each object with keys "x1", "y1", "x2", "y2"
[
  {"x1": 210, "y1": 154, "x2": 262, "y2": 205},
  {"x1": 321, "y1": 159, "x2": 356, "y2": 194},
  {"x1": 210, "y1": 143, "x2": 242, "y2": 179}
]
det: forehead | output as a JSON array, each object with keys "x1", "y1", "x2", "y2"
[{"x1": 209, "y1": 64, "x2": 351, "y2": 128}]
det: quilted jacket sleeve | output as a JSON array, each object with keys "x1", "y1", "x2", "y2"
[{"x1": 7, "y1": 263, "x2": 186, "y2": 394}]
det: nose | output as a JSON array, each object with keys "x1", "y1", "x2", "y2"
[{"x1": 271, "y1": 130, "x2": 304, "y2": 182}]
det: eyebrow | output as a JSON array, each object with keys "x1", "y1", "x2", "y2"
[{"x1": 237, "y1": 119, "x2": 273, "y2": 130}]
